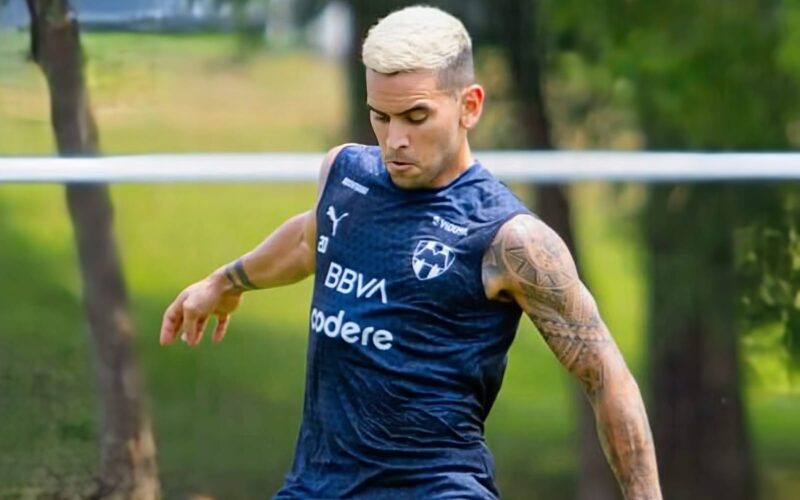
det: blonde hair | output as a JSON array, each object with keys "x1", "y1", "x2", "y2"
[{"x1": 362, "y1": 6, "x2": 474, "y2": 89}]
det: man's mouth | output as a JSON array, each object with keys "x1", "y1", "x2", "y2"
[{"x1": 387, "y1": 160, "x2": 415, "y2": 172}]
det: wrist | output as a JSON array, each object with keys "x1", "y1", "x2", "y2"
[
  {"x1": 208, "y1": 268, "x2": 238, "y2": 294},
  {"x1": 216, "y1": 258, "x2": 258, "y2": 293}
]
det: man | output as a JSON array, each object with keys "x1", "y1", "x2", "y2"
[{"x1": 160, "y1": 6, "x2": 661, "y2": 499}]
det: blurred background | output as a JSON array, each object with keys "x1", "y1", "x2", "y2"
[{"x1": 1, "y1": 0, "x2": 799, "y2": 498}]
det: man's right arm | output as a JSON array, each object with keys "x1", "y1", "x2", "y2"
[{"x1": 159, "y1": 144, "x2": 351, "y2": 347}]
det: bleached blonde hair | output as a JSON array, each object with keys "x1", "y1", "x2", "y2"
[{"x1": 362, "y1": 6, "x2": 474, "y2": 90}]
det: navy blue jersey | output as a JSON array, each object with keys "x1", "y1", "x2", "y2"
[{"x1": 275, "y1": 145, "x2": 533, "y2": 499}]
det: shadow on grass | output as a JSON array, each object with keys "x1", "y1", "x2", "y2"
[
  {"x1": 0, "y1": 191, "x2": 308, "y2": 498},
  {"x1": 131, "y1": 295, "x2": 310, "y2": 498},
  {"x1": 0, "y1": 194, "x2": 98, "y2": 496}
]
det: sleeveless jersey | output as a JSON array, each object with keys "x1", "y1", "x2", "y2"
[{"x1": 275, "y1": 145, "x2": 532, "y2": 499}]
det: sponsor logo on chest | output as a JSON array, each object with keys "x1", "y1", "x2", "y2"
[
  {"x1": 324, "y1": 261, "x2": 388, "y2": 304},
  {"x1": 432, "y1": 215, "x2": 468, "y2": 236},
  {"x1": 310, "y1": 307, "x2": 393, "y2": 350}
]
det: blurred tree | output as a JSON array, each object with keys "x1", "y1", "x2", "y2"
[
  {"x1": 736, "y1": 185, "x2": 800, "y2": 381},
  {"x1": 738, "y1": 0, "x2": 800, "y2": 385},
  {"x1": 24, "y1": 0, "x2": 160, "y2": 497},
  {"x1": 530, "y1": 0, "x2": 800, "y2": 498},
  {"x1": 644, "y1": 183, "x2": 755, "y2": 500},
  {"x1": 588, "y1": 0, "x2": 798, "y2": 498}
]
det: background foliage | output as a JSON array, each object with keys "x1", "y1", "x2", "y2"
[{"x1": 1, "y1": 0, "x2": 799, "y2": 497}]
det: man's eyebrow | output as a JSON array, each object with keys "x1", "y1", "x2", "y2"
[{"x1": 367, "y1": 103, "x2": 432, "y2": 116}]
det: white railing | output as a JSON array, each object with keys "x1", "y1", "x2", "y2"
[{"x1": 1, "y1": 151, "x2": 798, "y2": 183}]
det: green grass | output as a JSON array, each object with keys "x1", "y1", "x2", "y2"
[
  {"x1": 0, "y1": 31, "x2": 346, "y2": 154},
  {"x1": 0, "y1": 31, "x2": 798, "y2": 499}
]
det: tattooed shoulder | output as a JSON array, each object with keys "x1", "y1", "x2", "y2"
[
  {"x1": 485, "y1": 215, "x2": 614, "y2": 394},
  {"x1": 484, "y1": 215, "x2": 580, "y2": 308}
]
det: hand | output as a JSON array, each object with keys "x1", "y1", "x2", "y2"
[{"x1": 159, "y1": 274, "x2": 243, "y2": 346}]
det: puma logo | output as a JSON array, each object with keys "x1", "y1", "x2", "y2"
[{"x1": 326, "y1": 205, "x2": 349, "y2": 237}]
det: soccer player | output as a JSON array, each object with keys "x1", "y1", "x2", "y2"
[{"x1": 160, "y1": 6, "x2": 661, "y2": 499}]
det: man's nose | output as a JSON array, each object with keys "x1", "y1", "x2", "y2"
[{"x1": 386, "y1": 121, "x2": 409, "y2": 150}]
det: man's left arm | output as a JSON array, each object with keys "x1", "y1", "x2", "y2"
[{"x1": 483, "y1": 215, "x2": 662, "y2": 500}]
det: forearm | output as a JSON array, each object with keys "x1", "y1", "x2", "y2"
[
  {"x1": 213, "y1": 211, "x2": 316, "y2": 291},
  {"x1": 591, "y1": 370, "x2": 662, "y2": 500}
]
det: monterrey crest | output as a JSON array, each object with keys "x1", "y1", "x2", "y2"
[{"x1": 412, "y1": 240, "x2": 456, "y2": 280}]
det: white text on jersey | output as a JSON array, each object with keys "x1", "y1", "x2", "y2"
[
  {"x1": 432, "y1": 215, "x2": 468, "y2": 236},
  {"x1": 310, "y1": 307, "x2": 393, "y2": 350},
  {"x1": 342, "y1": 177, "x2": 369, "y2": 195},
  {"x1": 324, "y1": 261, "x2": 388, "y2": 304}
]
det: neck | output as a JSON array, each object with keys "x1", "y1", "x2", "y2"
[{"x1": 430, "y1": 139, "x2": 473, "y2": 188}]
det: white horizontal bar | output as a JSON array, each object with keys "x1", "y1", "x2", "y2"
[{"x1": 0, "y1": 151, "x2": 798, "y2": 183}]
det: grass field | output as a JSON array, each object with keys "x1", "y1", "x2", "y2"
[{"x1": 1, "y1": 30, "x2": 799, "y2": 498}]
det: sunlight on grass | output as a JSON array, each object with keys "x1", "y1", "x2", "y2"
[{"x1": 0, "y1": 32, "x2": 345, "y2": 155}]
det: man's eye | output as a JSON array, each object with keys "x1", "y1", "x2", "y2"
[
  {"x1": 372, "y1": 112, "x2": 389, "y2": 123},
  {"x1": 407, "y1": 111, "x2": 428, "y2": 124}
]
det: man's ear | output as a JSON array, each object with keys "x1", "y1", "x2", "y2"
[{"x1": 459, "y1": 84, "x2": 485, "y2": 130}]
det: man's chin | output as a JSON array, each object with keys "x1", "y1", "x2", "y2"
[
  {"x1": 388, "y1": 173, "x2": 421, "y2": 189},
  {"x1": 387, "y1": 164, "x2": 425, "y2": 189}
]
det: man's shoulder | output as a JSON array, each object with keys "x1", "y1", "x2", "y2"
[
  {"x1": 329, "y1": 142, "x2": 379, "y2": 161},
  {"x1": 492, "y1": 214, "x2": 564, "y2": 255},
  {"x1": 325, "y1": 143, "x2": 383, "y2": 174},
  {"x1": 316, "y1": 144, "x2": 386, "y2": 203}
]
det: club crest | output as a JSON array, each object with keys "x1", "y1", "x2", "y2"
[{"x1": 412, "y1": 240, "x2": 456, "y2": 280}]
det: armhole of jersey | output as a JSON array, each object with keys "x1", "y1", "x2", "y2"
[
  {"x1": 317, "y1": 144, "x2": 355, "y2": 208},
  {"x1": 475, "y1": 208, "x2": 535, "y2": 304}
]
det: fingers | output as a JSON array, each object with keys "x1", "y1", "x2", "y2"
[
  {"x1": 160, "y1": 296, "x2": 185, "y2": 345},
  {"x1": 213, "y1": 314, "x2": 230, "y2": 343},
  {"x1": 161, "y1": 292, "x2": 207, "y2": 347},
  {"x1": 192, "y1": 315, "x2": 209, "y2": 346},
  {"x1": 161, "y1": 283, "x2": 235, "y2": 347},
  {"x1": 182, "y1": 305, "x2": 206, "y2": 347}
]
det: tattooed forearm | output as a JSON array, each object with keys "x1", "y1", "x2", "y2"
[
  {"x1": 595, "y1": 392, "x2": 661, "y2": 499},
  {"x1": 223, "y1": 258, "x2": 259, "y2": 291},
  {"x1": 485, "y1": 215, "x2": 662, "y2": 499}
]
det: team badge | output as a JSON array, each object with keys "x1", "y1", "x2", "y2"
[{"x1": 412, "y1": 240, "x2": 456, "y2": 280}]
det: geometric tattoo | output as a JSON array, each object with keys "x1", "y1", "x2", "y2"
[{"x1": 483, "y1": 215, "x2": 662, "y2": 500}]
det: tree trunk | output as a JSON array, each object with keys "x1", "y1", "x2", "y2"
[
  {"x1": 26, "y1": 1, "x2": 160, "y2": 497},
  {"x1": 536, "y1": 187, "x2": 621, "y2": 500},
  {"x1": 346, "y1": 0, "x2": 410, "y2": 144},
  {"x1": 495, "y1": 1, "x2": 621, "y2": 498},
  {"x1": 646, "y1": 184, "x2": 754, "y2": 500},
  {"x1": 346, "y1": 0, "x2": 378, "y2": 144}
]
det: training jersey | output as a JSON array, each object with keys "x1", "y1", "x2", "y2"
[{"x1": 274, "y1": 144, "x2": 533, "y2": 499}]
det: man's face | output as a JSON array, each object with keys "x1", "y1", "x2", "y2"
[{"x1": 366, "y1": 69, "x2": 466, "y2": 190}]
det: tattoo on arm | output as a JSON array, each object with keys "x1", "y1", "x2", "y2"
[
  {"x1": 487, "y1": 216, "x2": 662, "y2": 499},
  {"x1": 224, "y1": 258, "x2": 258, "y2": 291},
  {"x1": 491, "y1": 216, "x2": 611, "y2": 394}
]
